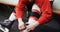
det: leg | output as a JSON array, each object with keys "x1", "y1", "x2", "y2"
[
  {"x1": 27, "y1": 4, "x2": 41, "y2": 25},
  {"x1": 27, "y1": 4, "x2": 42, "y2": 32},
  {"x1": 32, "y1": 17, "x2": 60, "y2": 32},
  {"x1": 50, "y1": 1, "x2": 54, "y2": 8},
  {"x1": 6, "y1": 9, "x2": 16, "y2": 21},
  {"x1": 0, "y1": 10, "x2": 16, "y2": 29}
]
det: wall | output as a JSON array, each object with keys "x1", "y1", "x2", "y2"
[
  {"x1": 53, "y1": 0, "x2": 60, "y2": 9},
  {"x1": 0, "y1": 0, "x2": 18, "y2": 6},
  {"x1": 0, "y1": 0, "x2": 60, "y2": 9}
]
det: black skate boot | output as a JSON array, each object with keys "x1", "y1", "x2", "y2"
[
  {"x1": 0, "y1": 19, "x2": 14, "y2": 29},
  {"x1": 0, "y1": 25, "x2": 9, "y2": 32}
]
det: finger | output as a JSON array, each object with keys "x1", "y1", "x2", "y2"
[
  {"x1": 18, "y1": 25, "x2": 25, "y2": 30},
  {"x1": 27, "y1": 25, "x2": 35, "y2": 31},
  {"x1": 26, "y1": 25, "x2": 32, "y2": 31},
  {"x1": 27, "y1": 28, "x2": 32, "y2": 32}
]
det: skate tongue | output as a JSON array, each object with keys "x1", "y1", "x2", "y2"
[{"x1": 0, "y1": 25, "x2": 9, "y2": 32}]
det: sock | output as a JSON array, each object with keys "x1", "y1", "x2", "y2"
[
  {"x1": 9, "y1": 13, "x2": 16, "y2": 21},
  {"x1": 27, "y1": 16, "x2": 38, "y2": 24}
]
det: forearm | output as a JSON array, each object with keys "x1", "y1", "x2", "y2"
[
  {"x1": 18, "y1": 18, "x2": 23, "y2": 23},
  {"x1": 15, "y1": 0, "x2": 27, "y2": 18},
  {"x1": 37, "y1": 0, "x2": 52, "y2": 24},
  {"x1": 37, "y1": 11, "x2": 52, "y2": 24}
]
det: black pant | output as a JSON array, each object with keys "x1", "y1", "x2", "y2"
[
  {"x1": 50, "y1": 1, "x2": 53, "y2": 8},
  {"x1": 30, "y1": 13, "x2": 60, "y2": 32}
]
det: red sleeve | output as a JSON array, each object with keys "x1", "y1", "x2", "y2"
[
  {"x1": 15, "y1": 0, "x2": 28, "y2": 18},
  {"x1": 36, "y1": 0, "x2": 52, "y2": 24}
]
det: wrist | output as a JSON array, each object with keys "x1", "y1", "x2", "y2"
[
  {"x1": 34, "y1": 21, "x2": 40, "y2": 26},
  {"x1": 18, "y1": 18, "x2": 23, "y2": 23},
  {"x1": 36, "y1": 21, "x2": 40, "y2": 25}
]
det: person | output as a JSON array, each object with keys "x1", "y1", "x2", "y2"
[
  {"x1": 15, "y1": 0, "x2": 52, "y2": 32},
  {"x1": 0, "y1": 0, "x2": 52, "y2": 32},
  {"x1": 50, "y1": 0, "x2": 54, "y2": 8}
]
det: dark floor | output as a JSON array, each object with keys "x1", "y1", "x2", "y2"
[{"x1": 0, "y1": 4, "x2": 60, "y2": 32}]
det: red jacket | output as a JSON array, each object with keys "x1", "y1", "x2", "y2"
[{"x1": 15, "y1": 0, "x2": 52, "y2": 24}]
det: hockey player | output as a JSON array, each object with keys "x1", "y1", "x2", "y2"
[{"x1": 0, "y1": 0, "x2": 52, "y2": 32}]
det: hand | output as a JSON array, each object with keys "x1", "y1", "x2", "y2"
[
  {"x1": 26, "y1": 18, "x2": 40, "y2": 31},
  {"x1": 18, "y1": 18, "x2": 25, "y2": 30}
]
